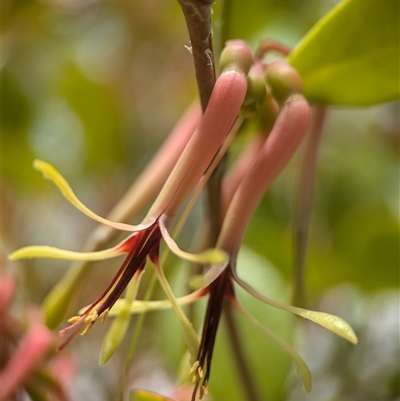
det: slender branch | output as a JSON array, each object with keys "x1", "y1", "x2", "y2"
[
  {"x1": 177, "y1": 0, "x2": 216, "y2": 111},
  {"x1": 292, "y1": 107, "x2": 327, "y2": 307},
  {"x1": 176, "y1": 5, "x2": 263, "y2": 401},
  {"x1": 176, "y1": 0, "x2": 222, "y2": 239},
  {"x1": 223, "y1": 302, "x2": 264, "y2": 401}
]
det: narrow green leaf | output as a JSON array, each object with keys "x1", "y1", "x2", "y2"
[
  {"x1": 42, "y1": 264, "x2": 89, "y2": 329},
  {"x1": 100, "y1": 271, "x2": 143, "y2": 365},
  {"x1": 289, "y1": 0, "x2": 400, "y2": 106},
  {"x1": 151, "y1": 256, "x2": 199, "y2": 365}
]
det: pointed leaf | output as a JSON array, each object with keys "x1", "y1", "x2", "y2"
[
  {"x1": 100, "y1": 310, "x2": 131, "y2": 365},
  {"x1": 289, "y1": 0, "x2": 400, "y2": 105},
  {"x1": 99, "y1": 271, "x2": 143, "y2": 365},
  {"x1": 42, "y1": 264, "x2": 89, "y2": 329}
]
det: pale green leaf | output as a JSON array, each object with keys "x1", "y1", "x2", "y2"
[
  {"x1": 42, "y1": 264, "x2": 89, "y2": 329},
  {"x1": 100, "y1": 272, "x2": 143, "y2": 365},
  {"x1": 289, "y1": 0, "x2": 400, "y2": 105},
  {"x1": 100, "y1": 308, "x2": 131, "y2": 365}
]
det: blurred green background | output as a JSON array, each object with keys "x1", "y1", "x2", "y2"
[{"x1": 2, "y1": 1, "x2": 399, "y2": 400}]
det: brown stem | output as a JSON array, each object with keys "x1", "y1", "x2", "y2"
[
  {"x1": 177, "y1": 0, "x2": 216, "y2": 111},
  {"x1": 255, "y1": 40, "x2": 292, "y2": 60},
  {"x1": 176, "y1": 0, "x2": 221, "y2": 242},
  {"x1": 292, "y1": 107, "x2": 327, "y2": 307},
  {"x1": 205, "y1": 155, "x2": 227, "y2": 244},
  {"x1": 177, "y1": 5, "x2": 262, "y2": 401},
  {"x1": 223, "y1": 301, "x2": 264, "y2": 401}
]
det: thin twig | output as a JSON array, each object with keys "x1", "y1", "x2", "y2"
[
  {"x1": 292, "y1": 107, "x2": 327, "y2": 307},
  {"x1": 177, "y1": 0, "x2": 216, "y2": 111},
  {"x1": 177, "y1": 4, "x2": 263, "y2": 401},
  {"x1": 223, "y1": 301, "x2": 264, "y2": 401}
]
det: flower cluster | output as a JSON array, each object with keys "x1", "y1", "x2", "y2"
[{"x1": 10, "y1": 40, "x2": 357, "y2": 400}]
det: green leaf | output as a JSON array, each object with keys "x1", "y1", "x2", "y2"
[
  {"x1": 42, "y1": 264, "x2": 89, "y2": 329},
  {"x1": 289, "y1": 0, "x2": 400, "y2": 106}
]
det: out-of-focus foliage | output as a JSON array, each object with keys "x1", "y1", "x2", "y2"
[
  {"x1": 2, "y1": 1, "x2": 399, "y2": 401},
  {"x1": 130, "y1": 389, "x2": 175, "y2": 401},
  {"x1": 289, "y1": 0, "x2": 400, "y2": 105}
]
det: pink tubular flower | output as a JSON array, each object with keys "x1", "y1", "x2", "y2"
[
  {"x1": 190, "y1": 94, "x2": 358, "y2": 399},
  {"x1": 9, "y1": 41, "x2": 254, "y2": 352}
]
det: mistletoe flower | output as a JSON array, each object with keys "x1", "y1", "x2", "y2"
[
  {"x1": 190, "y1": 88, "x2": 358, "y2": 398},
  {"x1": 9, "y1": 41, "x2": 254, "y2": 353}
]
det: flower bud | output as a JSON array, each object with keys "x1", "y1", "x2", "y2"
[
  {"x1": 242, "y1": 63, "x2": 267, "y2": 117},
  {"x1": 265, "y1": 60, "x2": 303, "y2": 103},
  {"x1": 219, "y1": 39, "x2": 254, "y2": 75},
  {"x1": 257, "y1": 84, "x2": 279, "y2": 132}
]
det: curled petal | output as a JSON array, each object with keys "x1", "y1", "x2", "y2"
[
  {"x1": 33, "y1": 160, "x2": 154, "y2": 232},
  {"x1": 188, "y1": 265, "x2": 227, "y2": 290},
  {"x1": 9, "y1": 244, "x2": 125, "y2": 261},
  {"x1": 103, "y1": 288, "x2": 207, "y2": 316},
  {"x1": 292, "y1": 308, "x2": 359, "y2": 345},
  {"x1": 233, "y1": 271, "x2": 358, "y2": 345},
  {"x1": 231, "y1": 298, "x2": 312, "y2": 392},
  {"x1": 151, "y1": 249, "x2": 199, "y2": 365},
  {"x1": 159, "y1": 220, "x2": 227, "y2": 265}
]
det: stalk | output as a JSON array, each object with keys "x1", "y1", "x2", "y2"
[
  {"x1": 176, "y1": 0, "x2": 215, "y2": 111},
  {"x1": 292, "y1": 107, "x2": 327, "y2": 307}
]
